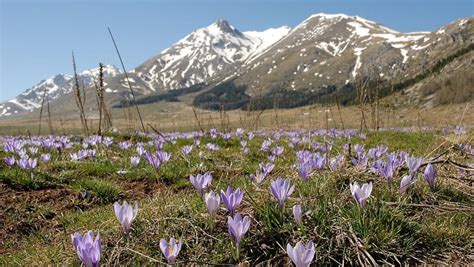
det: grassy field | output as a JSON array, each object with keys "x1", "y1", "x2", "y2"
[
  {"x1": 0, "y1": 101, "x2": 472, "y2": 135},
  {"x1": 0, "y1": 126, "x2": 472, "y2": 265}
]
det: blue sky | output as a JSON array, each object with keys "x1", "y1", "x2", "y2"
[{"x1": 1, "y1": 0, "x2": 472, "y2": 101}]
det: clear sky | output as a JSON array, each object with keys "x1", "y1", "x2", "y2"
[{"x1": 1, "y1": 0, "x2": 472, "y2": 101}]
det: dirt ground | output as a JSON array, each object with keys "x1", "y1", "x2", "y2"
[{"x1": 0, "y1": 179, "x2": 166, "y2": 253}]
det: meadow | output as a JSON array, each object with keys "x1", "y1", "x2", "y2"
[{"x1": 0, "y1": 126, "x2": 472, "y2": 265}]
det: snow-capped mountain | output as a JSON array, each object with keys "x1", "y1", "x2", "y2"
[
  {"x1": 231, "y1": 13, "x2": 431, "y2": 93},
  {"x1": 195, "y1": 13, "x2": 472, "y2": 109},
  {"x1": 133, "y1": 19, "x2": 290, "y2": 91},
  {"x1": 0, "y1": 65, "x2": 120, "y2": 117},
  {"x1": 1, "y1": 14, "x2": 472, "y2": 119}
]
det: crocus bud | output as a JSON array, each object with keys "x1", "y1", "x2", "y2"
[{"x1": 423, "y1": 164, "x2": 436, "y2": 190}]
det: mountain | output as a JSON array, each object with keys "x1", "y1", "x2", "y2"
[
  {"x1": 0, "y1": 65, "x2": 121, "y2": 117},
  {"x1": 125, "y1": 19, "x2": 290, "y2": 93},
  {"x1": 1, "y1": 15, "x2": 472, "y2": 119},
  {"x1": 192, "y1": 14, "x2": 473, "y2": 109},
  {"x1": 6, "y1": 19, "x2": 290, "y2": 115}
]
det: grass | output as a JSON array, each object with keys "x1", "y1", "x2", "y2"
[
  {"x1": 0, "y1": 168, "x2": 58, "y2": 190},
  {"x1": 360, "y1": 131, "x2": 440, "y2": 155},
  {"x1": 72, "y1": 179, "x2": 122, "y2": 203},
  {"x1": 0, "y1": 129, "x2": 472, "y2": 265}
]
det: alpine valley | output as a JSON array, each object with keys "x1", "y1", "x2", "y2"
[{"x1": 1, "y1": 13, "x2": 473, "y2": 118}]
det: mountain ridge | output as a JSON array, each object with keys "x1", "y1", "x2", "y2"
[{"x1": 1, "y1": 14, "x2": 472, "y2": 118}]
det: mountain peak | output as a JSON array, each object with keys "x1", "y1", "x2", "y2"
[
  {"x1": 214, "y1": 19, "x2": 231, "y2": 30},
  {"x1": 312, "y1": 13, "x2": 350, "y2": 19},
  {"x1": 207, "y1": 19, "x2": 241, "y2": 35},
  {"x1": 79, "y1": 64, "x2": 121, "y2": 77}
]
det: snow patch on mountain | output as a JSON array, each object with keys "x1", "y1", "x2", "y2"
[
  {"x1": 244, "y1": 26, "x2": 292, "y2": 63},
  {"x1": 352, "y1": 47, "x2": 366, "y2": 78}
]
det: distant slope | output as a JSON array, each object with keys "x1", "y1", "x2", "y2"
[
  {"x1": 0, "y1": 65, "x2": 121, "y2": 117},
  {"x1": 202, "y1": 14, "x2": 473, "y2": 110}
]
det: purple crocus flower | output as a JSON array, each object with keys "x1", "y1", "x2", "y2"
[
  {"x1": 241, "y1": 140, "x2": 248, "y2": 154},
  {"x1": 103, "y1": 137, "x2": 113, "y2": 147},
  {"x1": 3, "y1": 140, "x2": 17, "y2": 153},
  {"x1": 189, "y1": 172, "x2": 212, "y2": 195},
  {"x1": 40, "y1": 153, "x2": 50, "y2": 163},
  {"x1": 349, "y1": 181, "x2": 372, "y2": 208},
  {"x1": 41, "y1": 139, "x2": 54, "y2": 150},
  {"x1": 210, "y1": 128, "x2": 218, "y2": 139},
  {"x1": 259, "y1": 162, "x2": 275, "y2": 176},
  {"x1": 156, "y1": 151, "x2": 171, "y2": 163},
  {"x1": 272, "y1": 146, "x2": 284, "y2": 156},
  {"x1": 70, "y1": 152, "x2": 82, "y2": 161},
  {"x1": 82, "y1": 142, "x2": 89, "y2": 150},
  {"x1": 454, "y1": 125, "x2": 465, "y2": 136},
  {"x1": 290, "y1": 137, "x2": 299, "y2": 148},
  {"x1": 181, "y1": 145, "x2": 193, "y2": 155},
  {"x1": 387, "y1": 152, "x2": 405, "y2": 169},
  {"x1": 118, "y1": 141, "x2": 132, "y2": 150},
  {"x1": 113, "y1": 201, "x2": 139, "y2": 235},
  {"x1": 250, "y1": 171, "x2": 266, "y2": 188},
  {"x1": 329, "y1": 155, "x2": 344, "y2": 171},
  {"x1": 424, "y1": 164, "x2": 436, "y2": 190},
  {"x1": 406, "y1": 155, "x2": 423, "y2": 175},
  {"x1": 130, "y1": 156, "x2": 140, "y2": 167},
  {"x1": 28, "y1": 146, "x2": 38, "y2": 155},
  {"x1": 159, "y1": 238, "x2": 182, "y2": 264},
  {"x1": 368, "y1": 145, "x2": 388, "y2": 159},
  {"x1": 144, "y1": 152, "x2": 161, "y2": 170},
  {"x1": 311, "y1": 153, "x2": 327, "y2": 170},
  {"x1": 4, "y1": 156, "x2": 15, "y2": 166},
  {"x1": 270, "y1": 177, "x2": 295, "y2": 208},
  {"x1": 205, "y1": 191, "x2": 220, "y2": 214},
  {"x1": 154, "y1": 139, "x2": 165, "y2": 150},
  {"x1": 18, "y1": 156, "x2": 37, "y2": 170},
  {"x1": 227, "y1": 213, "x2": 251, "y2": 245},
  {"x1": 17, "y1": 148, "x2": 27, "y2": 158},
  {"x1": 71, "y1": 230, "x2": 101, "y2": 267},
  {"x1": 87, "y1": 149, "x2": 96, "y2": 159},
  {"x1": 235, "y1": 128, "x2": 244, "y2": 137},
  {"x1": 206, "y1": 143, "x2": 219, "y2": 151},
  {"x1": 297, "y1": 163, "x2": 311, "y2": 181},
  {"x1": 296, "y1": 150, "x2": 312, "y2": 164},
  {"x1": 353, "y1": 144, "x2": 365, "y2": 155},
  {"x1": 268, "y1": 155, "x2": 276, "y2": 162},
  {"x1": 286, "y1": 240, "x2": 315, "y2": 267},
  {"x1": 261, "y1": 139, "x2": 272, "y2": 152},
  {"x1": 220, "y1": 186, "x2": 244, "y2": 216},
  {"x1": 77, "y1": 150, "x2": 88, "y2": 159},
  {"x1": 293, "y1": 204, "x2": 302, "y2": 224},
  {"x1": 377, "y1": 161, "x2": 394, "y2": 182},
  {"x1": 221, "y1": 133, "x2": 231, "y2": 141},
  {"x1": 400, "y1": 175, "x2": 415, "y2": 194},
  {"x1": 248, "y1": 132, "x2": 255, "y2": 140},
  {"x1": 351, "y1": 152, "x2": 369, "y2": 170},
  {"x1": 136, "y1": 145, "x2": 145, "y2": 157},
  {"x1": 274, "y1": 132, "x2": 281, "y2": 140}
]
